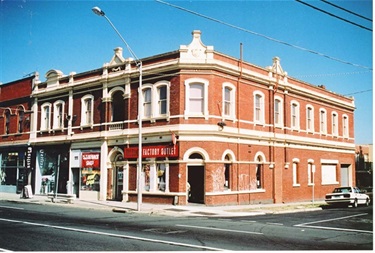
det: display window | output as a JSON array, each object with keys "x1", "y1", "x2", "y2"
[
  {"x1": 142, "y1": 159, "x2": 169, "y2": 192},
  {"x1": 81, "y1": 152, "x2": 100, "y2": 191}
]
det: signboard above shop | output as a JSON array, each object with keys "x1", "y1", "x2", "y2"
[{"x1": 124, "y1": 145, "x2": 178, "y2": 159}]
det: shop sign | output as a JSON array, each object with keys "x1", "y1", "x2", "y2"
[
  {"x1": 26, "y1": 146, "x2": 33, "y2": 171},
  {"x1": 82, "y1": 152, "x2": 100, "y2": 168},
  {"x1": 124, "y1": 145, "x2": 178, "y2": 159}
]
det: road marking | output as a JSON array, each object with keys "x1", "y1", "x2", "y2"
[
  {"x1": 0, "y1": 247, "x2": 13, "y2": 252},
  {"x1": 0, "y1": 218, "x2": 227, "y2": 251},
  {"x1": 295, "y1": 213, "x2": 372, "y2": 234},
  {"x1": 176, "y1": 224, "x2": 263, "y2": 235},
  {"x1": 0, "y1": 205, "x2": 24, "y2": 210},
  {"x1": 266, "y1": 222, "x2": 283, "y2": 226}
]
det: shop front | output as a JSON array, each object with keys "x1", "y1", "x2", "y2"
[{"x1": 0, "y1": 148, "x2": 29, "y2": 193}]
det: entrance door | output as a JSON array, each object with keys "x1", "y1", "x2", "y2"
[
  {"x1": 72, "y1": 168, "x2": 80, "y2": 198},
  {"x1": 341, "y1": 165, "x2": 350, "y2": 187},
  {"x1": 188, "y1": 166, "x2": 204, "y2": 204},
  {"x1": 115, "y1": 166, "x2": 123, "y2": 201}
]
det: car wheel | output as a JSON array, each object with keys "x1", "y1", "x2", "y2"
[
  {"x1": 366, "y1": 198, "x2": 370, "y2": 207},
  {"x1": 353, "y1": 199, "x2": 358, "y2": 208}
]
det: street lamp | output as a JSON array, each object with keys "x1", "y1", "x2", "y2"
[{"x1": 92, "y1": 6, "x2": 143, "y2": 211}]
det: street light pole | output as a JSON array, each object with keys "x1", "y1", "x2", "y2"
[{"x1": 92, "y1": 6, "x2": 143, "y2": 211}]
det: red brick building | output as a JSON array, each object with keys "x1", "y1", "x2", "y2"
[
  {"x1": 9, "y1": 30, "x2": 356, "y2": 205},
  {"x1": 0, "y1": 75, "x2": 37, "y2": 193}
]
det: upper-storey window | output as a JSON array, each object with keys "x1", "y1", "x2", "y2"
[
  {"x1": 53, "y1": 101, "x2": 65, "y2": 130},
  {"x1": 81, "y1": 95, "x2": 94, "y2": 127},
  {"x1": 274, "y1": 96, "x2": 283, "y2": 127},
  {"x1": 320, "y1": 109, "x2": 327, "y2": 134},
  {"x1": 342, "y1": 114, "x2": 349, "y2": 138},
  {"x1": 4, "y1": 109, "x2": 11, "y2": 135},
  {"x1": 222, "y1": 83, "x2": 236, "y2": 119},
  {"x1": 142, "y1": 87, "x2": 152, "y2": 118},
  {"x1": 184, "y1": 78, "x2": 209, "y2": 119},
  {"x1": 332, "y1": 112, "x2": 338, "y2": 136},
  {"x1": 254, "y1": 91, "x2": 265, "y2": 124},
  {"x1": 41, "y1": 103, "x2": 52, "y2": 131},
  {"x1": 18, "y1": 106, "x2": 24, "y2": 133},
  {"x1": 140, "y1": 81, "x2": 170, "y2": 121},
  {"x1": 306, "y1": 105, "x2": 314, "y2": 132},
  {"x1": 291, "y1": 101, "x2": 300, "y2": 130},
  {"x1": 157, "y1": 85, "x2": 167, "y2": 116}
]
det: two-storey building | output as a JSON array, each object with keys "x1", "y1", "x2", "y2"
[
  {"x1": 27, "y1": 30, "x2": 355, "y2": 205},
  {"x1": 0, "y1": 75, "x2": 37, "y2": 193}
]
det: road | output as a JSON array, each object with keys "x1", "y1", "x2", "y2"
[{"x1": 0, "y1": 200, "x2": 372, "y2": 251}]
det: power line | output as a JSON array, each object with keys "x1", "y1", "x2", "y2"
[
  {"x1": 344, "y1": 89, "x2": 372, "y2": 96},
  {"x1": 155, "y1": 0, "x2": 372, "y2": 70},
  {"x1": 296, "y1": 0, "x2": 372, "y2": 32},
  {"x1": 320, "y1": 0, "x2": 372, "y2": 22}
]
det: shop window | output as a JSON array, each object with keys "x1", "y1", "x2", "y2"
[
  {"x1": 81, "y1": 152, "x2": 100, "y2": 192},
  {"x1": 18, "y1": 107, "x2": 24, "y2": 133},
  {"x1": 81, "y1": 95, "x2": 94, "y2": 127},
  {"x1": 41, "y1": 103, "x2": 51, "y2": 131},
  {"x1": 254, "y1": 91, "x2": 264, "y2": 124},
  {"x1": 306, "y1": 105, "x2": 314, "y2": 132},
  {"x1": 291, "y1": 101, "x2": 300, "y2": 130},
  {"x1": 4, "y1": 109, "x2": 10, "y2": 135},
  {"x1": 143, "y1": 161, "x2": 169, "y2": 192},
  {"x1": 53, "y1": 101, "x2": 65, "y2": 130}
]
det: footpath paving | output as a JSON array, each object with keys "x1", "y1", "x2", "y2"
[{"x1": 1, "y1": 192, "x2": 325, "y2": 217}]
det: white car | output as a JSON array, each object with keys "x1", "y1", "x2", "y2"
[{"x1": 325, "y1": 186, "x2": 370, "y2": 207}]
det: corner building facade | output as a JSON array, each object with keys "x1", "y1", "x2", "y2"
[{"x1": 29, "y1": 30, "x2": 355, "y2": 205}]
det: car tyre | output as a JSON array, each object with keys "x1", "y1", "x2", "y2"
[
  {"x1": 366, "y1": 198, "x2": 370, "y2": 207},
  {"x1": 353, "y1": 199, "x2": 358, "y2": 208}
]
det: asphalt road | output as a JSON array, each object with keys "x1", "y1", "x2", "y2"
[{"x1": 0, "y1": 200, "x2": 372, "y2": 251}]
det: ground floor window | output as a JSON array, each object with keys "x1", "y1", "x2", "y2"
[
  {"x1": 142, "y1": 159, "x2": 169, "y2": 192},
  {"x1": 81, "y1": 152, "x2": 100, "y2": 191},
  {"x1": 0, "y1": 151, "x2": 27, "y2": 193}
]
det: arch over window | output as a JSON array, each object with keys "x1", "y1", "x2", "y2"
[
  {"x1": 41, "y1": 103, "x2": 52, "y2": 131},
  {"x1": 17, "y1": 106, "x2": 25, "y2": 133},
  {"x1": 53, "y1": 100, "x2": 65, "y2": 130},
  {"x1": 184, "y1": 78, "x2": 209, "y2": 119},
  {"x1": 183, "y1": 147, "x2": 210, "y2": 161},
  {"x1": 253, "y1": 91, "x2": 265, "y2": 124},
  {"x1": 81, "y1": 95, "x2": 94, "y2": 127},
  {"x1": 4, "y1": 108, "x2": 11, "y2": 135}
]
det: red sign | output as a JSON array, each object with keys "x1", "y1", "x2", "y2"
[
  {"x1": 82, "y1": 152, "x2": 100, "y2": 168},
  {"x1": 124, "y1": 145, "x2": 178, "y2": 159}
]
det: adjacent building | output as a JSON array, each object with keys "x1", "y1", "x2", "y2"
[{"x1": 1, "y1": 31, "x2": 356, "y2": 205}]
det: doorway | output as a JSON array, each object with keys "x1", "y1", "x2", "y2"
[
  {"x1": 187, "y1": 166, "x2": 204, "y2": 204},
  {"x1": 340, "y1": 165, "x2": 350, "y2": 187},
  {"x1": 114, "y1": 166, "x2": 123, "y2": 201}
]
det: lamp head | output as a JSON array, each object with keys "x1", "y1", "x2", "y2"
[{"x1": 92, "y1": 6, "x2": 105, "y2": 16}]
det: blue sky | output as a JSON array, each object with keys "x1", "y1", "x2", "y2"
[{"x1": 0, "y1": 0, "x2": 372, "y2": 144}]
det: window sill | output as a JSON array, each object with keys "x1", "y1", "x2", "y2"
[{"x1": 293, "y1": 183, "x2": 301, "y2": 187}]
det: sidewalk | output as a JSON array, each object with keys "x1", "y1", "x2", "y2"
[{"x1": 1, "y1": 192, "x2": 325, "y2": 217}]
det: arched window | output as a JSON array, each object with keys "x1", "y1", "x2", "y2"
[
  {"x1": 41, "y1": 103, "x2": 52, "y2": 131},
  {"x1": 332, "y1": 111, "x2": 338, "y2": 136},
  {"x1": 254, "y1": 91, "x2": 265, "y2": 124},
  {"x1": 291, "y1": 100, "x2": 300, "y2": 130},
  {"x1": 53, "y1": 100, "x2": 65, "y2": 130},
  {"x1": 255, "y1": 156, "x2": 263, "y2": 189},
  {"x1": 320, "y1": 108, "x2": 327, "y2": 134},
  {"x1": 184, "y1": 78, "x2": 209, "y2": 119},
  {"x1": 292, "y1": 158, "x2": 300, "y2": 186},
  {"x1": 222, "y1": 82, "x2": 236, "y2": 119},
  {"x1": 142, "y1": 87, "x2": 152, "y2": 118},
  {"x1": 306, "y1": 105, "x2": 314, "y2": 132},
  {"x1": 342, "y1": 114, "x2": 349, "y2": 138},
  {"x1": 224, "y1": 155, "x2": 231, "y2": 190},
  {"x1": 18, "y1": 106, "x2": 25, "y2": 133},
  {"x1": 81, "y1": 95, "x2": 94, "y2": 127},
  {"x1": 4, "y1": 109, "x2": 11, "y2": 134},
  {"x1": 111, "y1": 90, "x2": 125, "y2": 122},
  {"x1": 274, "y1": 96, "x2": 283, "y2": 126}
]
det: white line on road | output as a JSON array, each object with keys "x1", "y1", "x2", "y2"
[
  {"x1": 0, "y1": 218, "x2": 227, "y2": 251},
  {"x1": 0, "y1": 247, "x2": 13, "y2": 252},
  {"x1": 176, "y1": 224, "x2": 263, "y2": 235},
  {"x1": 266, "y1": 222, "x2": 283, "y2": 226},
  {"x1": 0, "y1": 205, "x2": 24, "y2": 210},
  {"x1": 295, "y1": 213, "x2": 372, "y2": 234}
]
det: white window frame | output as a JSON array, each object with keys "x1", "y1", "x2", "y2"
[
  {"x1": 155, "y1": 81, "x2": 170, "y2": 118},
  {"x1": 290, "y1": 100, "x2": 300, "y2": 130},
  {"x1": 319, "y1": 108, "x2": 327, "y2": 134},
  {"x1": 331, "y1": 111, "x2": 338, "y2": 136},
  {"x1": 306, "y1": 105, "x2": 314, "y2": 132},
  {"x1": 342, "y1": 114, "x2": 349, "y2": 138},
  {"x1": 307, "y1": 160, "x2": 315, "y2": 186},
  {"x1": 141, "y1": 81, "x2": 170, "y2": 121},
  {"x1": 253, "y1": 91, "x2": 265, "y2": 124},
  {"x1": 321, "y1": 159, "x2": 339, "y2": 185},
  {"x1": 142, "y1": 86, "x2": 152, "y2": 119},
  {"x1": 292, "y1": 158, "x2": 300, "y2": 187},
  {"x1": 40, "y1": 103, "x2": 52, "y2": 132},
  {"x1": 80, "y1": 95, "x2": 94, "y2": 127},
  {"x1": 142, "y1": 160, "x2": 169, "y2": 193},
  {"x1": 222, "y1": 82, "x2": 236, "y2": 119},
  {"x1": 53, "y1": 100, "x2": 65, "y2": 130},
  {"x1": 184, "y1": 78, "x2": 209, "y2": 119},
  {"x1": 274, "y1": 96, "x2": 283, "y2": 127}
]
